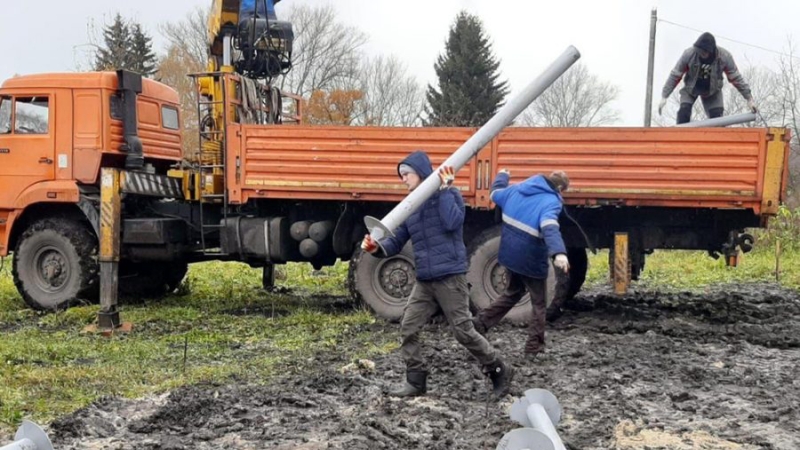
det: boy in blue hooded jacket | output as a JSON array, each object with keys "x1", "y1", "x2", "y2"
[
  {"x1": 362, "y1": 150, "x2": 514, "y2": 398},
  {"x1": 472, "y1": 169, "x2": 571, "y2": 355}
]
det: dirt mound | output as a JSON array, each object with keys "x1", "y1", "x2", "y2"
[{"x1": 50, "y1": 283, "x2": 800, "y2": 449}]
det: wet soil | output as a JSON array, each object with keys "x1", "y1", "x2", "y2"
[{"x1": 47, "y1": 283, "x2": 800, "y2": 449}]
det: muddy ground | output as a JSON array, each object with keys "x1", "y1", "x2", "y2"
[{"x1": 47, "y1": 283, "x2": 799, "y2": 449}]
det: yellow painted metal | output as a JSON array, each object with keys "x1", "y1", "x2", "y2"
[
  {"x1": 100, "y1": 168, "x2": 121, "y2": 262},
  {"x1": 761, "y1": 128, "x2": 787, "y2": 215},
  {"x1": 168, "y1": 169, "x2": 197, "y2": 201},
  {"x1": 98, "y1": 167, "x2": 123, "y2": 330},
  {"x1": 613, "y1": 232, "x2": 629, "y2": 295}
]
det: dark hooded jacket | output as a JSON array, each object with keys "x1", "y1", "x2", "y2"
[
  {"x1": 661, "y1": 32, "x2": 752, "y2": 100},
  {"x1": 491, "y1": 173, "x2": 566, "y2": 279},
  {"x1": 379, "y1": 151, "x2": 467, "y2": 281}
]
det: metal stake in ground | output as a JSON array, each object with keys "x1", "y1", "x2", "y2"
[
  {"x1": 497, "y1": 389, "x2": 566, "y2": 450},
  {"x1": 364, "y1": 46, "x2": 581, "y2": 241},
  {"x1": 0, "y1": 420, "x2": 53, "y2": 450}
]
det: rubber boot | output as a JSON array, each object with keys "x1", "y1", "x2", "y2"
[
  {"x1": 390, "y1": 369, "x2": 427, "y2": 397},
  {"x1": 484, "y1": 359, "x2": 514, "y2": 398}
]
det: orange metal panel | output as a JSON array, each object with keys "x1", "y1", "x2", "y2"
[
  {"x1": 496, "y1": 127, "x2": 766, "y2": 212},
  {"x1": 236, "y1": 125, "x2": 482, "y2": 203},
  {"x1": 233, "y1": 125, "x2": 781, "y2": 213}
]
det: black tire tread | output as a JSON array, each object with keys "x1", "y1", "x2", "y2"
[{"x1": 12, "y1": 217, "x2": 99, "y2": 311}]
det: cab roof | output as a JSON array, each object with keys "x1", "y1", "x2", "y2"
[{"x1": 1, "y1": 72, "x2": 179, "y2": 104}]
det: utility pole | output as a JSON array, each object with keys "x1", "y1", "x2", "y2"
[{"x1": 644, "y1": 7, "x2": 657, "y2": 127}]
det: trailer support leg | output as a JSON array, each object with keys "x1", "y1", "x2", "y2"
[{"x1": 94, "y1": 168, "x2": 131, "y2": 333}]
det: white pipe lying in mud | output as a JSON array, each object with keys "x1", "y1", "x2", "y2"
[
  {"x1": 364, "y1": 46, "x2": 581, "y2": 241},
  {"x1": 0, "y1": 421, "x2": 53, "y2": 450},
  {"x1": 496, "y1": 389, "x2": 566, "y2": 450}
]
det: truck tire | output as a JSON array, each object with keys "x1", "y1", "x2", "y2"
[
  {"x1": 12, "y1": 218, "x2": 99, "y2": 311},
  {"x1": 466, "y1": 226, "x2": 588, "y2": 325},
  {"x1": 120, "y1": 261, "x2": 189, "y2": 299},
  {"x1": 348, "y1": 244, "x2": 415, "y2": 322}
]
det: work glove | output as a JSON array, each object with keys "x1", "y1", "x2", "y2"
[
  {"x1": 361, "y1": 234, "x2": 378, "y2": 254},
  {"x1": 747, "y1": 98, "x2": 758, "y2": 113},
  {"x1": 438, "y1": 166, "x2": 455, "y2": 190},
  {"x1": 553, "y1": 254, "x2": 569, "y2": 273},
  {"x1": 658, "y1": 97, "x2": 667, "y2": 115},
  {"x1": 498, "y1": 168, "x2": 510, "y2": 176}
]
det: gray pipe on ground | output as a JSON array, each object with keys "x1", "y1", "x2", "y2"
[
  {"x1": 497, "y1": 389, "x2": 565, "y2": 450},
  {"x1": 0, "y1": 421, "x2": 53, "y2": 450}
]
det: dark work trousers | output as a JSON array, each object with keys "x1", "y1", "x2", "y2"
[
  {"x1": 474, "y1": 270, "x2": 547, "y2": 354},
  {"x1": 677, "y1": 88, "x2": 724, "y2": 124},
  {"x1": 400, "y1": 274, "x2": 498, "y2": 371}
]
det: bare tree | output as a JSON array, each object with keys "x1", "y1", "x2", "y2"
[
  {"x1": 159, "y1": 6, "x2": 209, "y2": 68},
  {"x1": 157, "y1": 8, "x2": 209, "y2": 159},
  {"x1": 277, "y1": 4, "x2": 367, "y2": 98},
  {"x1": 520, "y1": 63, "x2": 619, "y2": 127},
  {"x1": 356, "y1": 55, "x2": 424, "y2": 126},
  {"x1": 775, "y1": 40, "x2": 800, "y2": 205}
]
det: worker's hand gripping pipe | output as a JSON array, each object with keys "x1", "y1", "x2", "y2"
[{"x1": 363, "y1": 46, "x2": 582, "y2": 242}]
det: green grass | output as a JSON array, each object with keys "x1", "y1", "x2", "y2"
[
  {"x1": 1, "y1": 244, "x2": 798, "y2": 433},
  {"x1": 0, "y1": 259, "x2": 396, "y2": 433},
  {"x1": 585, "y1": 245, "x2": 800, "y2": 290}
]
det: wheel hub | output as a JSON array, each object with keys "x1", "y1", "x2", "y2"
[
  {"x1": 378, "y1": 258, "x2": 415, "y2": 300},
  {"x1": 34, "y1": 247, "x2": 68, "y2": 291}
]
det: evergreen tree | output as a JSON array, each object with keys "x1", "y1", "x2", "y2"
[
  {"x1": 93, "y1": 14, "x2": 157, "y2": 77},
  {"x1": 425, "y1": 12, "x2": 508, "y2": 127},
  {"x1": 129, "y1": 23, "x2": 158, "y2": 77},
  {"x1": 94, "y1": 14, "x2": 130, "y2": 72}
]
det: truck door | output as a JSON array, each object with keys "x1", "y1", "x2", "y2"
[{"x1": 0, "y1": 95, "x2": 56, "y2": 208}]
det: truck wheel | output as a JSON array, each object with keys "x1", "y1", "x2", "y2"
[
  {"x1": 120, "y1": 261, "x2": 189, "y2": 299},
  {"x1": 466, "y1": 226, "x2": 588, "y2": 325},
  {"x1": 12, "y1": 218, "x2": 99, "y2": 310},
  {"x1": 348, "y1": 244, "x2": 415, "y2": 322}
]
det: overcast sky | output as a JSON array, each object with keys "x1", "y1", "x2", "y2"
[{"x1": 2, "y1": 0, "x2": 799, "y2": 125}]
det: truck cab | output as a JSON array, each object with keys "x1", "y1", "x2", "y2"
[{"x1": 0, "y1": 72, "x2": 185, "y2": 310}]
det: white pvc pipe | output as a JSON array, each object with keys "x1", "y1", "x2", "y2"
[
  {"x1": 524, "y1": 403, "x2": 566, "y2": 450},
  {"x1": 364, "y1": 46, "x2": 581, "y2": 239},
  {"x1": 0, "y1": 421, "x2": 53, "y2": 450},
  {"x1": 675, "y1": 112, "x2": 756, "y2": 128}
]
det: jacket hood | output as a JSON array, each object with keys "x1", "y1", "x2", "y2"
[
  {"x1": 397, "y1": 150, "x2": 434, "y2": 179},
  {"x1": 694, "y1": 32, "x2": 717, "y2": 57},
  {"x1": 517, "y1": 174, "x2": 560, "y2": 197}
]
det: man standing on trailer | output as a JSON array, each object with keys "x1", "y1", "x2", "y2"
[{"x1": 658, "y1": 32, "x2": 756, "y2": 124}]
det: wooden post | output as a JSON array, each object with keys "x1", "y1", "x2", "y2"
[{"x1": 613, "y1": 233, "x2": 630, "y2": 295}]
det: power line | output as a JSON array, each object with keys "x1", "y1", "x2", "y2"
[{"x1": 658, "y1": 18, "x2": 800, "y2": 61}]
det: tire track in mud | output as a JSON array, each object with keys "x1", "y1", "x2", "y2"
[{"x1": 48, "y1": 283, "x2": 800, "y2": 449}]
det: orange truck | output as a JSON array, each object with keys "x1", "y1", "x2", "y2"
[{"x1": 0, "y1": 70, "x2": 791, "y2": 323}]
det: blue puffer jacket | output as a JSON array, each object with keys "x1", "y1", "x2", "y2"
[
  {"x1": 379, "y1": 151, "x2": 467, "y2": 281},
  {"x1": 491, "y1": 173, "x2": 566, "y2": 279}
]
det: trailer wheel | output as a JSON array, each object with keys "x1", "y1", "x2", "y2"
[
  {"x1": 466, "y1": 226, "x2": 588, "y2": 325},
  {"x1": 120, "y1": 261, "x2": 189, "y2": 299},
  {"x1": 348, "y1": 244, "x2": 415, "y2": 322},
  {"x1": 12, "y1": 218, "x2": 99, "y2": 311}
]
